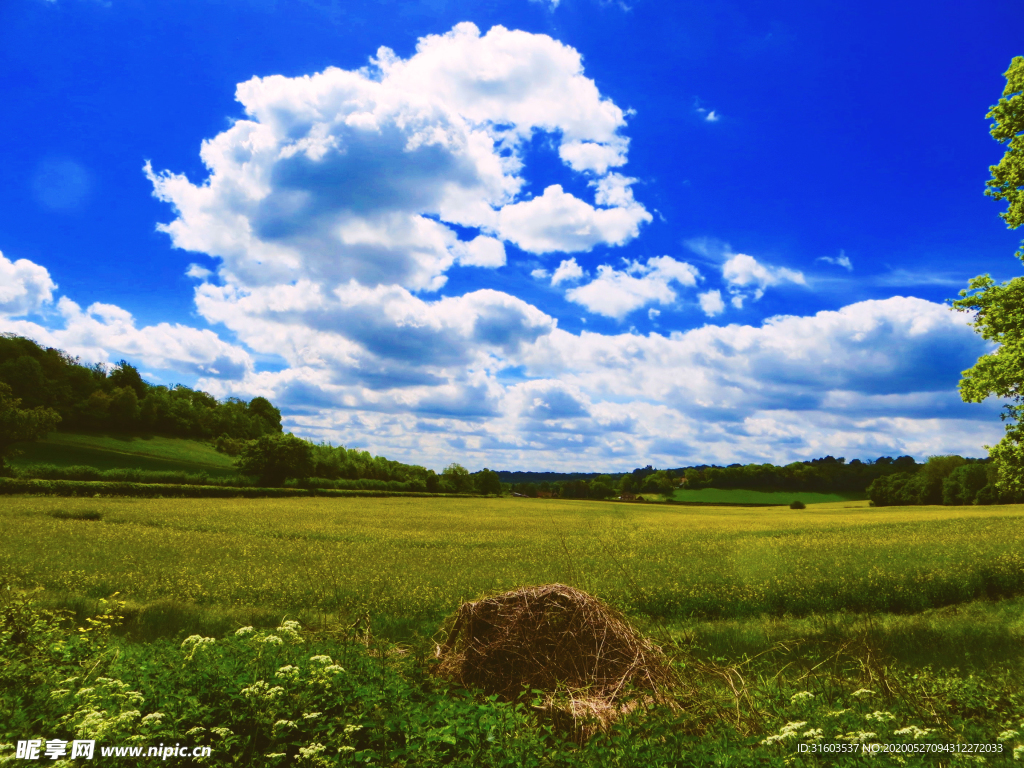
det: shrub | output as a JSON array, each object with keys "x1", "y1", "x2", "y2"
[{"x1": 789, "y1": 500, "x2": 806, "y2": 509}]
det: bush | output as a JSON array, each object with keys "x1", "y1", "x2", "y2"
[
  {"x1": 235, "y1": 433, "x2": 314, "y2": 486},
  {"x1": 789, "y1": 500, "x2": 805, "y2": 509}
]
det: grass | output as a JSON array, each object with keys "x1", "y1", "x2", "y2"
[
  {"x1": 3, "y1": 495, "x2": 1024, "y2": 765},
  {"x1": 8, "y1": 430, "x2": 239, "y2": 477},
  {"x1": 3, "y1": 495, "x2": 1024, "y2": 644},
  {"x1": 667, "y1": 487, "x2": 866, "y2": 504}
]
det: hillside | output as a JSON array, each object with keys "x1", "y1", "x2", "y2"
[{"x1": 8, "y1": 431, "x2": 239, "y2": 477}]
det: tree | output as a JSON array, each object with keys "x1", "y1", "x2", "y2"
[
  {"x1": 953, "y1": 57, "x2": 1024, "y2": 492},
  {"x1": 0, "y1": 382, "x2": 61, "y2": 473},
  {"x1": 440, "y1": 463, "x2": 473, "y2": 494},
  {"x1": 473, "y1": 468, "x2": 502, "y2": 496},
  {"x1": 235, "y1": 433, "x2": 314, "y2": 486}
]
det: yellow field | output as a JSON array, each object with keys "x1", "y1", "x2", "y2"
[{"x1": 4, "y1": 495, "x2": 1024, "y2": 641}]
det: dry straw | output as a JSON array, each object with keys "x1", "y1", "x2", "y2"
[{"x1": 434, "y1": 583, "x2": 676, "y2": 738}]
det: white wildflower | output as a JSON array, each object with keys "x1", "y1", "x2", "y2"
[
  {"x1": 298, "y1": 743, "x2": 326, "y2": 758},
  {"x1": 275, "y1": 665, "x2": 299, "y2": 680},
  {"x1": 235, "y1": 626, "x2": 255, "y2": 636},
  {"x1": 180, "y1": 635, "x2": 215, "y2": 649},
  {"x1": 302, "y1": 712, "x2": 322, "y2": 720},
  {"x1": 998, "y1": 731, "x2": 1020, "y2": 743},
  {"x1": 276, "y1": 620, "x2": 303, "y2": 643},
  {"x1": 261, "y1": 635, "x2": 283, "y2": 645},
  {"x1": 894, "y1": 726, "x2": 933, "y2": 740},
  {"x1": 141, "y1": 712, "x2": 164, "y2": 723},
  {"x1": 866, "y1": 711, "x2": 896, "y2": 723},
  {"x1": 309, "y1": 655, "x2": 332, "y2": 665},
  {"x1": 790, "y1": 691, "x2": 815, "y2": 704},
  {"x1": 803, "y1": 728, "x2": 824, "y2": 741},
  {"x1": 851, "y1": 689, "x2": 874, "y2": 698},
  {"x1": 273, "y1": 720, "x2": 296, "y2": 731}
]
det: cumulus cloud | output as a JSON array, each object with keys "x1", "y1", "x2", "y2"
[
  {"x1": 453, "y1": 236, "x2": 506, "y2": 268},
  {"x1": 0, "y1": 251, "x2": 57, "y2": 316},
  {"x1": 722, "y1": 252, "x2": 806, "y2": 304},
  {"x1": 566, "y1": 255, "x2": 699, "y2": 319},
  {"x1": 147, "y1": 22, "x2": 648, "y2": 293},
  {"x1": 550, "y1": 257, "x2": 585, "y2": 286},
  {"x1": 2, "y1": 297, "x2": 253, "y2": 379},
  {"x1": 186, "y1": 263, "x2": 213, "y2": 280},
  {"x1": 698, "y1": 289, "x2": 725, "y2": 317},
  {"x1": 496, "y1": 182, "x2": 650, "y2": 254}
]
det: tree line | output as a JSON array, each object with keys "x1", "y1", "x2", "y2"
[{"x1": 0, "y1": 334, "x2": 282, "y2": 440}]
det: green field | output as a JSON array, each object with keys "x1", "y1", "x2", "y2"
[
  {"x1": 8, "y1": 431, "x2": 239, "y2": 477},
  {"x1": 4, "y1": 495, "x2": 1024, "y2": 765},
  {"x1": 667, "y1": 487, "x2": 866, "y2": 504},
  {"x1": 4, "y1": 495, "x2": 1023, "y2": 644}
]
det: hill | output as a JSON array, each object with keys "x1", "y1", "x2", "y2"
[{"x1": 7, "y1": 431, "x2": 239, "y2": 477}]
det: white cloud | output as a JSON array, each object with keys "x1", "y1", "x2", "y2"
[
  {"x1": 558, "y1": 139, "x2": 628, "y2": 174},
  {"x1": 698, "y1": 289, "x2": 725, "y2": 317},
  {"x1": 2, "y1": 297, "x2": 253, "y2": 379},
  {"x1": 550, "y1": 257, "x2": 584, "y2": 286},
  {"x1": 186, "y1": 263, "x2": 213, "y2": 280},
  {"x1": 496, "y1": 182, "x2": 651, "y2": 254},
  {"x1": 147, "y1": 22, "x2": 647, "y2": 293},
  {"x1": 817, "y1": 250, "x2": 853, "y2": 270},
  {"x1": 566, "y1": 255, "x2": 699, "y2": 318},
  {"x1": 722, "y1": 252, "x2": 806, "y2": 303},
  {"x1": 693, "y1": 101, "x2": 721, "y2": 123},
  {"x1": 530, "y1": 268, "x2": 550, "y2": 280},
  {"x1": 0, "y1": 251, "x2": 57, "y2": 316},
  {"x1": 453, "y1": 236, "x2": 506, "y2": 268}
]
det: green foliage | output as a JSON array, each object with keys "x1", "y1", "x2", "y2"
[
  {"x1": 2, "y1": 580, "x2": 1024, "y2": 767},
  {"x1": 683, "y1": 455, "x2": 918, "y2": 495},
  {"x1": 440, "y1": 463, "x2": 474, "y2": 494},
  {"x1": 473, "y1": 468, "x2": 502, "y2": 496},
  {"x1": 0, "y1": 381, "x2": 60, "y2": 473},
  {"x1": 236, "y1": 434, "x2": 315, "y2": 486},
  {"x1": 0, "y1": 334, "x2": 281, "y2": 440},
  {"x1": 0, "y1": 477, "x2": 457, "y2": 499},
  {"x1": 789, "y1": 500, "x2": 805, "y2": 509},
  {"x1": 954, "y1": 58, "x2": 1024, "y2": 495},
  {"x1": 985, "y1": 56, "x2": 1024, "y2": 233}
]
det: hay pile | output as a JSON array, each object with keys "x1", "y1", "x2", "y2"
[{"x1": 434, "y1": 584, "x2": 674, "y2": 734}]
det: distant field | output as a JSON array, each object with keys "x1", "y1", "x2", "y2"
[
  {"x1": 667, "y1": 487, "x2": 866, "y2": 504},
  {"x1": 3, "y1": 496, "x2": 1022, "y2": 642},
  {"x1": 9, "y1": 431, "x2": 239, "y2": 477}
]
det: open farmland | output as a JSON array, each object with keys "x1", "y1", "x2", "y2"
[
  {"x1": 4, "y1": 495, "x2": 1024, "y2": 765},
  {"x1": 3, "y1": 495, "x2": 1024, "y2": 640}
]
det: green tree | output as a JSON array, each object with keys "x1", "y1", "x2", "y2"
[
  {"x1": 0, "y1": 382, "x2": 61, "y2": 473},
  {"x1": 235, "y1": 433, "x2": 314, "y2": 486},
  {"x1": 954, "y1": 57, "x2": 1024, "y2": 493},
  {"x1": 473, "y1": 468, "x2": 502, "y2": 496},
  {"x1": 440, "y1": 463, "x2": 473, "y2": 494}
]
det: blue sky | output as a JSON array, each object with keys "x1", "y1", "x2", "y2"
[{"x1": 1, "y1": 0, "x2": 1021, "y2": 470}]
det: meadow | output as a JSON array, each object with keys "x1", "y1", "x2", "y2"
[
  {"x1": 666, "y1": 488, "x2": 866, "y2": 505},
  {"x1": 3, "y1": 495, "x2": 1024, "y2": 643},
  {"x1": 3, "y1": 496, "x2": 1024, "y2": 765},
  {"x1": 7, "y1": 432, "x2": 239, "y2": 477}
]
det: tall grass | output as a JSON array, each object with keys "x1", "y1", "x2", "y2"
[{"x1": 4, "y1": 496, "x2": 1024, "y2": 644}]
